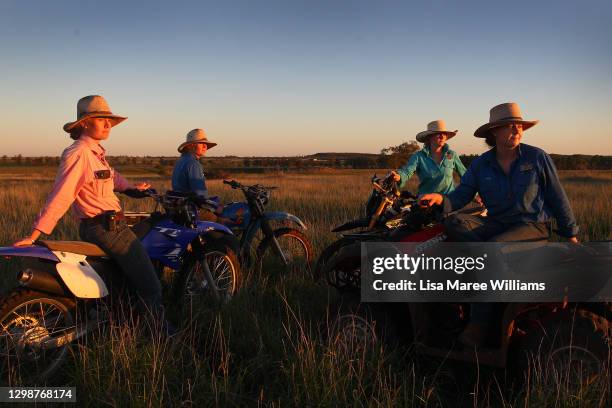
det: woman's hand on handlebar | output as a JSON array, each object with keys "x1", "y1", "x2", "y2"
[
  {"x1": 388, "y1": 171, "x2": 401, "y2": 182},
  {"x1": 134, "y1": 181, "x2": 151, "y2": 190},
  {"x1": 418, "y1": 193, "x2": 443, "y2": 207}
]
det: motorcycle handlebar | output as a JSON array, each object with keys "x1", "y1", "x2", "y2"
[{"x1": 224, "y1": 179, "x2": 277, "y2": 192}]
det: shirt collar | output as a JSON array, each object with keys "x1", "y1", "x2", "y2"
[
  {"x1": 79, "y1": 135, "x2": 105, "y2": 157},
  {"x1": 423, "y1": 144, "x2": 450, "y2": 157},
  {"x1": 486, "y1": 143, "x2": 523, "y2": 164},
  {"x1": 182, "y1": 151, "x2": 198, "y2": 160}
]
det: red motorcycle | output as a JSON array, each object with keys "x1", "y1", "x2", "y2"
[{"x1": 319, "y1": 174, "x2": 611, "y2": 389}]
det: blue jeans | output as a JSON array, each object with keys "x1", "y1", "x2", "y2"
[
  {"x1": 444, "y1": 214, "x2": 550, "y2": 324},
  {"x1": 79, "y1": 220, "x2": 162, "y2": 314}
]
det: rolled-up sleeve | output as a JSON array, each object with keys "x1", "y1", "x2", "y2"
[
  {"x1": 454, "y1": 153, "x2": 467, "y2": 177},
  {"x1": 444, "y1": 162, "x2": 478, "y2": 213},
  {"x1": 540, "y1": 153, "x2": 578, "y2": 237},
  {"x1": 33, "y1": 150, "x2": 87, "y2": 235},
  {"x1": 113, "y1": 170, "x2": 130, "y2": 192},
  {"x1": 397, "y1": 154, "x2": 419, "y2": 188}
]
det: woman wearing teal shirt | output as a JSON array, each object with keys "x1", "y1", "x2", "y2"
[{"x1": 391, "y1": 120, "x2": 467, "y2": 194}]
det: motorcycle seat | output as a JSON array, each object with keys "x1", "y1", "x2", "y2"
[{"x1": 38, "y1": 240, "x2": 108, "y2": 257}]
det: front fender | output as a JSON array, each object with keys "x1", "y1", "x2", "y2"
[
  {"x1": 0, "y1": 245, "x2": 59, "y2": 262},
  {"x1": 196, "y1": 221, "x2": 234, "y2": 236},
  {"x1": 263, "y1": 212, "x2": 307, "y2": 230}
]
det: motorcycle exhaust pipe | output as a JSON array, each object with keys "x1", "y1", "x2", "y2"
[{"x1": 18, "y1": 268, "x2": 68, "y2": 296}]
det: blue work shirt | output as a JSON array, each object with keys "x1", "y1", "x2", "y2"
[
  {"x1": 397, "y1": 144, "x2": 467, "y2": 194},
  {"x1": 171, "y1": 152, "x2": 208, "y2": 198},
  {"x1": 444, "y1": 143, "x2": 578, "y2": 238}
]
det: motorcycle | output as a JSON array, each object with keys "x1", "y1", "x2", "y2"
[
  {"x1": 220, "y1": 179, "x2": 313, "y2": 275},
  {"x1": 127, "y1": 189, "x2": 242, "y2": 304},
  {"x1": 313, "y1": 173, "x2": 421, "y2": 285},
  {"x1": 320, "y1": 180, "x2": 610, "y2": 389},
  {"x1": 0, "y1": 189, "x2": 241, "y2": 384}
]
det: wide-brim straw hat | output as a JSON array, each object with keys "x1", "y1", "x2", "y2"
[
  {"x1": 178, "y1": 128, "x2": 217, "y2": 153},
  {"x1": 416, "y1": 120, "x2": 458, "y2": 143},
  {"x1": 63, "y1": 95, "x2": 127, "y2": 132},
  {"x1": 474, "y1": 102, "x2": 538, "y2": 138}
]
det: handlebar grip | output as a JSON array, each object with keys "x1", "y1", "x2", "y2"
[
  {"x1": 123, "y1": 188, "x2": 156, "y2": 198},
  {"x1": 223, "y1": 179, "x2": 240, "y2": 188}
]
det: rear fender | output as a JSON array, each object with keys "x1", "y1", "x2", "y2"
[
  {"x1": 0, "y1": 245, "x2": 59, "y2": 262},
  {"x1": 51, "y1": 251, "x2": 109, "y2": 299}
]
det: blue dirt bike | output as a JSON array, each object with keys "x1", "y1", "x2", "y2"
[
  {"x1": 220, "y1": 179, "x2": 313, "y2": 274},
  {"x1": 0, "y1": 189, "x2": 241, "y2": 384},
  {"x1": 127, "y1": 189, "x2": 242, "y2": 302}
]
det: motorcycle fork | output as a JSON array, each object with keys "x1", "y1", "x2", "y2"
[
  {"x1": 201, "y1": 257, "x2": 222, "y2": 303},
  {"x1": 261, "y1": 218, "x2": 288, "y2": 266},
  {"x1": 368, "y1": 198, "x2": 393, "y2": 229},
  {"x1": 194, "y1": 237, "x2": 222, "y2": 303}
]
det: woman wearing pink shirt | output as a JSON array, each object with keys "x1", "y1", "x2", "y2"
[{"x1": 13, "y1": 95, "x2": 166, "y2": 328}]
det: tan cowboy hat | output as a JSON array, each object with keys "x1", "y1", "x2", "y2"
[
  {"x1": 474, "y1": 102, "x2": 539, "y2": 138},
  {"x1": 416, "y1": 120, "x2": 458, "y2": 143},
  {"x1": 63, "y1": 95, "x2": 127, "y2": 133},
  {"x1": 178, "y1": 128, "x2": 217, "y2": 153}
]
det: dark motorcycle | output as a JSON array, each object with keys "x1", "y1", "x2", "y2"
[
  {"x1": 320, "y1": 180, "x2": 611, "y2": 389},
  {"x1": 314, "y1": 174, "x2": 421, "y2": 284}
]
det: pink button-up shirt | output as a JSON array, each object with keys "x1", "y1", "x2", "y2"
[{"x1": 33, "y1": 136, "x2": 131, "y2": 235}]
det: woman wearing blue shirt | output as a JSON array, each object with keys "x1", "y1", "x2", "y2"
[
  {"x1": 391, "y1": 120, "x2": 467, "y2": 195},
  {"x1": 420, "y1": 102, "x2": 579, "y2": 347},
  {"x1": 172, "y1": 128, "x2": 217, "y2": 198}
]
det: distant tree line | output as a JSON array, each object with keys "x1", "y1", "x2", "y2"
[{"x1": 1, "y1": 150, "x2": 611, "y2": 170}]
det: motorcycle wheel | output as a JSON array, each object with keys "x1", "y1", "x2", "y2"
[
  {"x1": 175, "y1": 243, "x2": 242, "y2": 305},
  {"x1": 256, "y1": 228, "x2": 313, "y2": 277},
  {"x1": 314, "y1": 237, "x2": 356, "y2": 284},
  {"x1": 0, "y1": 288, "x2": 75, "y2": 385},
  {"x1": 510, "y1": 308, "x2": 611, "y2": 393}
]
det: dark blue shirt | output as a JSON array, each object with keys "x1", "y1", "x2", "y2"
[
  {"x1": 444, "y1": 144, "x2": 578, "y2": 238},
  {"x1": 171, "y1": 152, "x2": 208, "y2": 198}
]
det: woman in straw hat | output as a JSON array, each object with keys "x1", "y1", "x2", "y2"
[
  {"x1": 390, "y1": 120, "x2": 468, "y2": 195},
  {"x1": 420, "y1": 102, "x2": 578, "y2": 347},
  {"x1": 172, "y1": 128, "x2": 217, "y2": 198},
  {"x1": 13, "y1": 95, "x2": 173, "y2": 333}
]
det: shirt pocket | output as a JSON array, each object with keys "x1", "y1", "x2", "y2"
[
  {"x1": 442, "y1": 159, "x2": 454, "y2": 176},
  {"x1": 479, "y1": 176, "x2": 502, "y2": 207},
  {"x1": 93, "y1": 170, "x2": 115, "y2": 198},
  {"x1": 515, "y1": 169, "x2": 539, "y2": 206}
]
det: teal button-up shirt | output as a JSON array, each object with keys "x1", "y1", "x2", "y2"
[{"x1": 397, "y1": 144, "x2": 467, "y2": 194}]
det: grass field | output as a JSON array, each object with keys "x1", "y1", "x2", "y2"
[{"x1": 0, "y1": 169, "x2": 610, "y2": 406}]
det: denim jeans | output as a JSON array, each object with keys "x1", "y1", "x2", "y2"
[
  {"x1": 444, "y1": 214, "x2": 550, "y2": 324},
  {"x1": 79, "y1": 220, "x2": 162, "y2": 314}
]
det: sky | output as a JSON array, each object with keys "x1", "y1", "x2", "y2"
[{"x1": 1, "y1": 0, "x2": 611, "y2": 157}]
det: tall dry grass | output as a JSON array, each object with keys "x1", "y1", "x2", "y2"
[{"x1": 0, "y1": 169, "x2": 610, "y2": 406}]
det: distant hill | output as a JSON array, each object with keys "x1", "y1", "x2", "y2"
[
  {"x1": 1, "y1": 153, "x2": 611, "y2": 171},
  {"x1": 308, "y1": 152, "x2": 382, "y2": 159}
]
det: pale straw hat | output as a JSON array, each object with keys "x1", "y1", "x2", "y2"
[
  {"x1": 415, "y1": 120, "x2": 458, "y2": 143},
  {"x1": 178, "y1": 129, "x2": 217, "y2": 153},
  {"x1": 63, "y1": 95, "x2": 127, "y2": 132},
  {"x1": 474, "y1": 102, "x2": 539, "y2": 138}
]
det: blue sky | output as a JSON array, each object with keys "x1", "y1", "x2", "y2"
[{"x1": 1, "y1": 0, "x2": 611, "y2": 156}]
